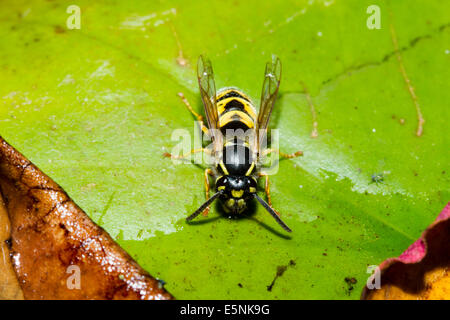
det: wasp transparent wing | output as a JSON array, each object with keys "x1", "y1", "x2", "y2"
[
  {"x1": 197, "y1": 55, "x2": 220, "y2": 148},
  {"x1": 257, "y1": 55, "x2": 282, "y2": 132}
]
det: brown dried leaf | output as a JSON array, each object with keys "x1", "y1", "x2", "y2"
[
  {"x1": 0, "y1": 192, "x2": 23, "y2": 300},
  {"x1": 0, "y1": 136, "x2": 173, "y2": 300}
]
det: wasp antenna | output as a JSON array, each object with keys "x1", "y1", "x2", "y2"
[
  {"x1": 186, "y1": 191, "x2": 223, "y2": 222},
  {"x1": 254, "y1": 194, "x2": 292, "y2": 232}
]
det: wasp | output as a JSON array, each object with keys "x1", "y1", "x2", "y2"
[{"x1": 165, "y1": 55, "x2": 302, "y2": 232}]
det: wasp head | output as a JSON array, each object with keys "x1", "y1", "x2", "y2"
[{"x1": 215, "y1": 175, "x2": 257, "y2": 214}]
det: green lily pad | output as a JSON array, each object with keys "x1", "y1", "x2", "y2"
[{"x1": 0, "y1": 0, "x2": 448, "y2": 299}]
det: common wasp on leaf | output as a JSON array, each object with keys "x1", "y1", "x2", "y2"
[{"x1": 165, "y1": 55, "x2": 302, "y2": 232}]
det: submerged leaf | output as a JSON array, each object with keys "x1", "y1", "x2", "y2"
[{"x1": 0, "y1": 136, "x2": 173, "y2": 300}]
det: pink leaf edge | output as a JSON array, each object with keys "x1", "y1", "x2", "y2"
[
  {"x1": 361, "y1": 202, "x2": 450, "y2": 299},
  {"x1": 380, "y1": 202, "x2": 449, "y2": 267}
]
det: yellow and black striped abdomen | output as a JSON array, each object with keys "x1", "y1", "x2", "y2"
[{"x1": 215, "y1": 88, "x2": 256, "y2": 131}]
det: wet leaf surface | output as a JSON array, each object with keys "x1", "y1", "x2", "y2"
[{"x1": 0, "y1": 0, "x2": 448, "y2": 299}]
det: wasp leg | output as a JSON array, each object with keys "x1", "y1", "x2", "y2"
[
  {"x1": 203, "y1": 168, "x2": 214, "y2": 216},
  {"x1": 258, "y1": 172, "x2": 280, "y2": 216},
  {"x1": 163, "y1": 148, "x2": 211, "y2": 160},
  {"x1": 261, "y1": 148, "x2": 303, "y2": 159},
  {"x1": 178, "y1": 92, "x2": 209, "y2": 136}
]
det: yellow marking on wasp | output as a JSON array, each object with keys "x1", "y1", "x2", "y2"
[
  {"x1": 219, "y1": 111, "x2": 254, "y2": 128},
  {"x1": 245, "y1": 162, "x2": 255, "y2": 176},
  {"x1": 224, "y1": 140, "x2": 234, "y2": 147},
  {"x1": 231, "y1": 189, "x2": 244, "y2": 198},
  {"x1": 249, "y1": 187, "x2": 256, "y2": 193},
  {"x1": 215, "y1": 89, "x2": 231, "y2": 101},
  {"x1": 226, "y1": 199, "x2": 235, "y2": 207},
  {"x1": 218, "y1": 186, "x2": 225, "y2": 191},
  {"x1": 219, "y1": 161, "x2": 229, "y2": 175},
  {"x1": 224, "y1": 139, "x2": 251, "y2": 148},
  {"x1": 217, "y1": 97, "x2": 257, "y2": 119},
  {"x1": 215, "y1": 89, "x2": 252, "y2": 103}
]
